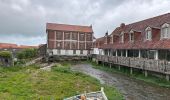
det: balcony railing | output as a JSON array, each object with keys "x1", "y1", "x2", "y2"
[{"x1": 96, "y1": 55, "x2": 170, "y2": 74}]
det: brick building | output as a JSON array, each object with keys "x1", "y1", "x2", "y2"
[
  {"x1": 46, "y1": 23, "x2": 93, "y2": 57},
  {"x1": 93, "y1": 13, "x2": 170, "y2": 80}
]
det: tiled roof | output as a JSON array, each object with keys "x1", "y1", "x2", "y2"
[
  {"x1": 111, "y1": 13, "x2": 170, "y2": 35},
  {"x1": 46, "y1": 23, "x2": 93, "y2": 33},
  {"x1": 101, "y1": 13, "x2": 170, "y2": 49},
  {"x1": 95, "y1": 37, "x2": 105, "y2": 42},
  {"x1": 0, "y1": 43, "x2": 18, "y2": 49},
  {"x1": 0, "y1": 43, "x2": 38, "y2": 49}
]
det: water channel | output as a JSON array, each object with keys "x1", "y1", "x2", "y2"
[{"x1": 71, "y1": 63, "x2": 170, "y2": 100}]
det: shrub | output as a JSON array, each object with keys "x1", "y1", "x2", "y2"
[
  {"x1": 0, "y1": 51, "x2": 12, "y2": 58},
  {"x1": 17, "y1": 48, "x2": 37, "y2": 59}
]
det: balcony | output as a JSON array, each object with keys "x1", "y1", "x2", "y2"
[{"x1": 96, "y1": 55, "x2": 170, "y2": 74}]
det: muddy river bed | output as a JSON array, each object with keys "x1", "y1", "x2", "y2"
[{"x1": 71, "y1": 63, "x2": 170, "y2": 100}]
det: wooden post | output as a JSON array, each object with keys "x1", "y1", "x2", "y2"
[
  {"x1": 166, "y1": 74, "x2": 169, "y2": 81},
  {"x1": 144, "y1": 70, "x2": 148, "y2": 77},
  {"x1": 130, "y1": 67, "x2": 133, "y2": 75},
  {"x1": 118, "y1": 65, "x2": 121, "y2": 70},
  {"x1": 109, "y1": 63, "x2": 112, "y2": 68},
  {"x1": 103, "y1": 62, "x2": 104, "y2": 67},
  {"x1": 96, "y1": 60, "x2": 99, "y2": 65}
]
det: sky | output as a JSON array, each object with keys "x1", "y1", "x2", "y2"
[{"x1": 0, "y1": 0, "x2": 170, "y2": 46}]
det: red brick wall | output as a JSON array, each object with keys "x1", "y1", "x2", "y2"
[
  {"x1": 124, "y1": 33, "x2": 129, "y2": 43},
  {"x1": 47, "y1": 30, "x2": 93, "y2": 50},
  {"x1": 48, "y1": 40, "x2": 54, "y2": 49},
  {"x1": 134, "y1": 32, "x2": 142, "y2": 42},
  {"x1": 152, "y1": 28, "x2": 160, "y2": 41},
  {"x1": 48, "y1": 30, "x2": 55, "y2": 40}
]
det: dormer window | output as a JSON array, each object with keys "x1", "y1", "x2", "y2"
[
  {"x1": 145, "y1": 27, "x2": 152, "y2": 40},
  {"x1": 111, "y1": 35, "x2": 114, "y2": 43},
  {"x1": 161, "y1": 23, "x2": 169, "y2": 39},
  {"x1": 129, "y1": 30, "x2": 134, "y2": 42},
  {"x1": 120, "y1": 32, "x2": 124, "y2": 43}
]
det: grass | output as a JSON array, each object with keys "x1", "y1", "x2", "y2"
[
  {"x1": 0, "y1": 62, "x2": 123, "y2": 100},
  {"x1": 88, "y1": 61, "x2": 170, "y2": 88}
]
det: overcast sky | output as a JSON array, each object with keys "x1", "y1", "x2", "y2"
[{"x1": 0, "y1": 0, "x2": 170, "y2": 45}]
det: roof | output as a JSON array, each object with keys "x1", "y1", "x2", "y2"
[
  {"x1": 46, "y1": 23, "x2": 93, "y2": 33},
  {"x1": 0, "y1": 43, "x2": 18, "y2": 49},
  {"x1": 101, "y1": 13, "x2": 170, "y2": 49},
  {"x1": 111, "y1": 13, "x2": 170, "y2": 35},
  {"x1": 95, "y1": 37, "x2": 105, "y2": 42},
  {"x1": 0, "y1": 43, "x2": 38, "y2": 49}
]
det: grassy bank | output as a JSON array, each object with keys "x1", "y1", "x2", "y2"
[
  {"x1": 0, "y1": 63, "x2": 123, "y2": 100},
  {"x1": 88, "y1": 61, "x2": 170, "y2": 88}
]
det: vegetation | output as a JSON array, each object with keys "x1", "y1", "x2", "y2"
[
  {"x1": 0, "y1": 51, "x2": 12, "y2": 58},
  {"x1": 16, "y1": 48, "x2": 37, "y2": 60},
  {"x1": 89, "y1": 61, "x2": 170, "y2": 88},
  {"x1": 0, "y1": 63, "x2": 123, "y2": 100}
]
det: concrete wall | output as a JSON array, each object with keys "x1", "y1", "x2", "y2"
[{"x1": 47, "y1": 49, "x2": 89, "y2": 56}]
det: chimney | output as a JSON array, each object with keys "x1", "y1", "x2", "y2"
[
  {"x1": 105, "y1": 31, "x2": 108, "y2": 36},
  {"x1": 120, "y1": 23, "x2": 125, "y2": 29},
  {"x1": 90, "y1": 24, "x2": 92, "y2": 28},
  {"x1": 105, "y1": 31, "x2": 109, "y2": 44}
]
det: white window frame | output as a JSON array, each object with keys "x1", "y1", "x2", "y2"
[
  {"x1": 120, "y1": 32, "x2": 124, "y2": 43},
  {"x1": 129, "y1": 30, "x2": 134, "y2": 42},
  {"x1": 161, "y1": 23, "x2": 169, "y2": 39},
  {"x1": 145, "y1": 27, "x2": 152, "y2": 40}
]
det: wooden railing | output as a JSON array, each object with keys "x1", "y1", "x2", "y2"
[{"x1": 96, "y1": 55, "x2": 170, "y2": 74}]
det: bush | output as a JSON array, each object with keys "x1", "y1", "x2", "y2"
[
  {"x1": 17, "y1": 48, "x2": 37, "y2": 59},
  {"x1": 0, "y1": 51, "x2": 12, "y2": 58}
]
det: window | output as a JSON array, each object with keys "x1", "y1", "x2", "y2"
[
  {"x1": 73, "y1": 50, "x2": 76, "y2": 54},
  {"x1": 80, "y1": 33, "x2": 85, "y2": 41},
  {"x1": 57, "y1": 42, "x2": 61, "y2": 47},
  {"x1": 145, "y1": 27, "x2": 152, "y2": 40},
  {"x1": 56, "y1": 32, "x2": 62, "y2": 40},
  {"x1": 86, "y1": 33, "x2": 92, "y2": 41},
  {"x1": 72, "y1": 33, "x2": 78, "y2": 40},
  {"x1": 65, "y1": 33, "x2": 70, "y2": 40},
  {"x1": 161, "y1": 23, "x2": 169, "y2": 39},
  {"x1": 146, "y1": 30, "x2": 152, "y2": 40},
  {"x1": 129, "y1": 32, "x2": 134, "y2": 42},
  {"x1": 57, "y1": 49, "x2": 61, "y2": 55},
  {"x1": 80, "y1": 50, "x2": 83, "y2": 54},
  {"x1": 65, "y1": 50, "x2": 69, "y2": 55},
  {"x1": 120, "y1": 32, "x2": 124, "y2": 43},
  {"x1": 111, "y1": 35, "x2": 114, "y2": 43}
]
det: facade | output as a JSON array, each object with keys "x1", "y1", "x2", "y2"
[
  {"x1": 93, "y1": 13, "x2": 170, "y2": 80},
  {"x1": 98, "y1": 13, "x2": 170, "y2": 61},
  {"x1": 46, "y1": 23, "x2": 93, "y2": 57}
]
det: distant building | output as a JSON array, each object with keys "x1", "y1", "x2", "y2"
[
  {"x1": 46, "y1": 23, "x2": 94, "y2": 59},
  {"x1": 0, "y1": 43, "x2": 38, "y2": 58}
]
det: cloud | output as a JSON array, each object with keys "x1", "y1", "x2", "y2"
[{"x1": 0, "y1": 0, "x2": 170, "y2": 45}]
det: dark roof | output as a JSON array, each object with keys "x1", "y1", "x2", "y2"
[
  {"x1": 111, "y1": 13, "x2": 170, "y2": 35},
  {"x1": 101, "y1": 13, "x2": 170, "y2": 49},
  {"x1": 46, "y1": 23, "x2": 93, "y2": 33}
]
